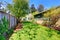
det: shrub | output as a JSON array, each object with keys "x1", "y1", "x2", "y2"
[
  {"x1": 0, "y1": 17, "x2": 9, "y2": 40},
  {"x1": 0, "y1": 35, "x2": 6, "y2": 40},
  {"x1": 43, "y1": 7, "x2": 60, "y2": 27},
  {"x1": 0, "y1": 16, "x2": 9, "y2": 34},
  {"x1": 6, "y1": 29, "x2": 14, "y2": 37}
]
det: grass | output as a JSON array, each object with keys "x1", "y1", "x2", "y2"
[{"x1": 9, "y1": 21, "x2": 60, "y2": 40}]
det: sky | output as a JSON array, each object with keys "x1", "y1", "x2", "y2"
[
  {"x1": 0, "y1": 0, "x2": 60, "y2": 9},
  {"x1": 29, "y1": 0, "x2": 60, "y2": 9}
]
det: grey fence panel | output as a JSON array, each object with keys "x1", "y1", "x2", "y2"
[
  {"x1": 5, "y1": 14, "x2": 9, "y2": 20},
  {"x1": 0, "y1": 13, "x2": 1, "y2": 20},
  {"x1": 0, "y1": 13, "x2": 3, "y2": 20},
  {"x1": 14, "y1": 18, "x2": 17, "y2": 26},
  {"x1": 10, "y1": 16, "x2": 15, "y2": 28},
  {"x1": 0, "y1": 12, "x2": 17, "y2": 29}
]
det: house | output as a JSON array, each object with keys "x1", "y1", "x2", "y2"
[
  {"x1": 34, "y1": 6, "x2": 60, "y2": 25},
  {"x1": 22, "y1": 13, "x2": 34, "y2": 21},
  {"x1": 34, "y1": 6, "x2": 60, "y2": 18}
]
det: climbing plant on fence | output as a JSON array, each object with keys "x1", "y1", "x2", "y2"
[
  {"x1": 0, "y1": 16, "x2": 9, "y2": 35},
  {"x1": 0, "y1": 16, "x2": 9, "y2": 40}
]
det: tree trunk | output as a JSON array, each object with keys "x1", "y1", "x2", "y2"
[
  {"x1": 17, "y1": 19, "x2": 20, "y2": 24},
  {"x1": 16, "y1": 17, "x2": 21, "y2": 25}
]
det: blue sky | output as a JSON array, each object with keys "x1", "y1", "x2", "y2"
[
  {"x1": 29, "y1": 0, "x2": 60, "y2": 9},
  {"x1": 0, "y1": 0, "x2": 60, "y2": 9}
]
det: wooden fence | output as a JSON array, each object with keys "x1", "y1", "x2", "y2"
[{"x1": 0, "y1": 11, "x2": 17, "y2": 29}]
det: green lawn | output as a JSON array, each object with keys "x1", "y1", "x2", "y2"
[{"x1": 9, "y1": 21, "x2": 60, "y2": 40}]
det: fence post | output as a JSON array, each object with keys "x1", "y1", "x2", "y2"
[
  {"x1": 9, "y1": 14, "x2": 11, "y2": 29},
  {"x1": 14, "y1": 17, "x2": 15, "y2": 28}
]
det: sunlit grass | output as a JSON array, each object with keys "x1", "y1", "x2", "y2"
[{"x1": 9, "y1": 21, "x2": 60, "y2": 40}]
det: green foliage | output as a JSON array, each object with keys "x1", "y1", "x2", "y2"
[
  {"x1": 9, "y1": 22, "x2": 60, "y2": 40},
  {"x1": 7, "y1": 0, "x2": 29, "y2": 19},
  {"x1": 0, "y1": 17, "x2": 9, "y2": 40},
  {"x1": 43, "y1": 6, "x2": 60, "y2": 27},
  {"x1": 32, "y1": 11, "x2": 39, "y2": 15},
  {"x1": 6, "y1": 29, "x2": 14, "y2": 36},
  {"x1": 0, "y1": 35, "x2": 6, "y2": 40},
  {"x1": 0, "y1": 16, "x2": 9, "y2": 34},
  {"x1": 30, "y1": 4, "x2": 36, "y2": 13},
  {"x1": 37, "y1": 4, "x2": 44, "y2": 12},
  {"x1": 44, "y1": 7, "x2": 60, "y2": 18}
]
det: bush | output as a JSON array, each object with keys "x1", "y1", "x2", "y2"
[
  {"x1": 6, "y1": 29, "x2": 14, "y2": 37},
  {"x1": 43, "y1": 7, "x2": 60, "y2": 27},
  {"x1": 0, "y1": 16, "x2": 9, "y2": 34},
  {"x1": 0, "y1": 17, "x2": 9, "y2": 40},
  {"x1": 0, "y1": 35, "x2": 6, "y2": 40}
]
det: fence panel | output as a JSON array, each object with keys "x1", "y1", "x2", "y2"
[{"x1": 0, "y1": 11, "x2": 17, "y2": 29}]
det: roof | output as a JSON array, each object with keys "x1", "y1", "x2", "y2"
[
  {"x1": 34, "y1": 6, "x2": 60, "y2": 18},
  {"x1": 39, "y1": 6, "x2": 60, "y2": 14}
]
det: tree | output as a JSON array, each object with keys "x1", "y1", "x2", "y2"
[
  {"x1": 7, "y1": 0, "x2": 29, "y2": 24},
  {"x1": 37, "y1": 4, "x2": 44, "y2": 12},
  {"x1": 30, "y1": 4, "x2": 36, "y2": 13}
]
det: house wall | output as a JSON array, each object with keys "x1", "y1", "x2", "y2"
[{"x1": 0, "y1": 11, "x2": 17, "y2": 29}]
